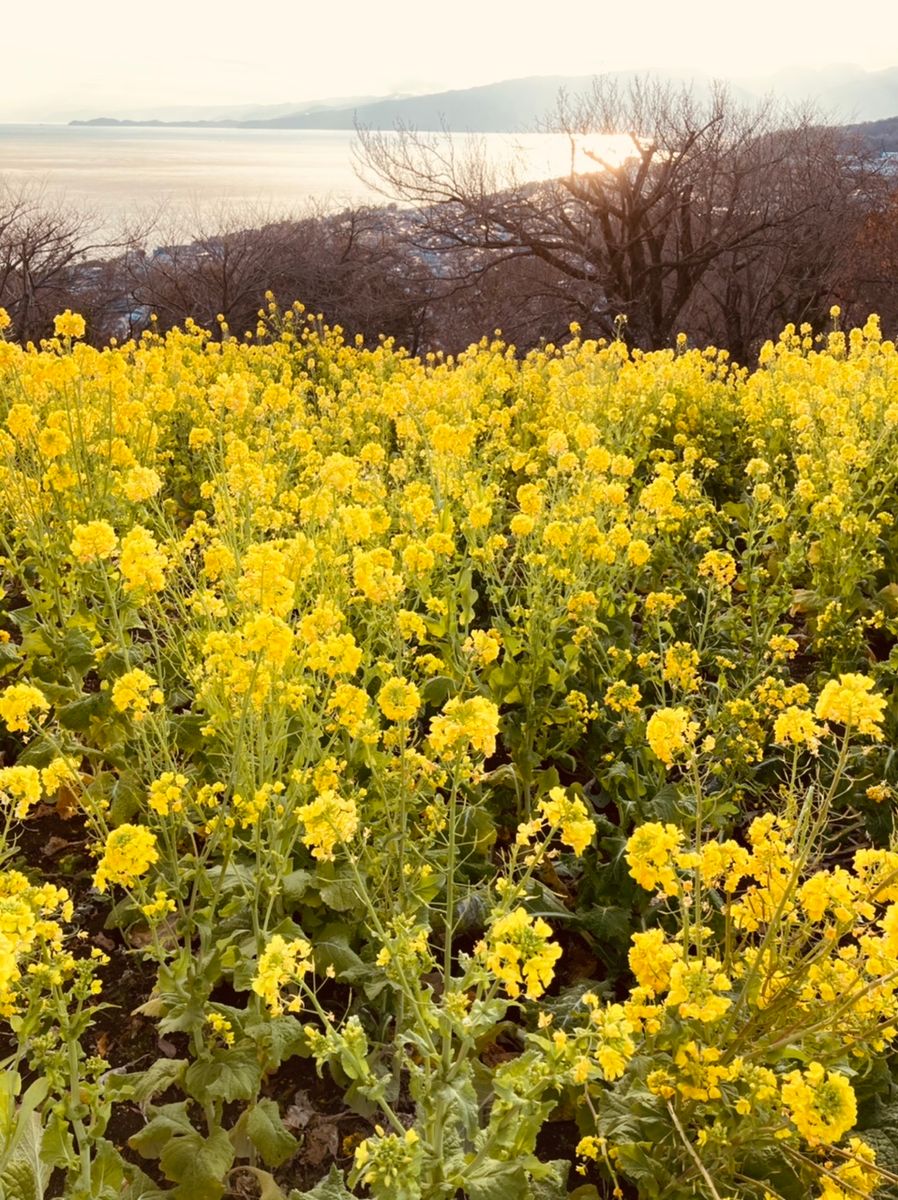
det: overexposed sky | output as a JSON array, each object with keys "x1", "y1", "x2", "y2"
[{"x1": 3, "y1": 0, "x2": 898, "y2": 121}]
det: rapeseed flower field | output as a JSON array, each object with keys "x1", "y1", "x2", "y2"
[{"x1": 2, "y1": 300, "x2": 898, "y2": 1198}]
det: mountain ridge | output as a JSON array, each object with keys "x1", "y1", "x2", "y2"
[{"x1": 70, "y1": 67, "x2": 898, "y2": 135}]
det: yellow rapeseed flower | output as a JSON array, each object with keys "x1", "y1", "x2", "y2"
[
  {"x1": 111, "y1": 669, "x2": 163, "y2": 720},
  {"x1": 53, "y1": 310, "x2": 86, "y2": 339},
  {"x1": 252, "y1": 933, "x2": 312, "y2": 1015},
  {"x1": 781, "y1": 1063, "x2": 857, "y2": 1146},
  {"x1": 483, "y1": 906, "x2": 562, "y2": 1000},
  {"x1": 297, "y1": 790, "x2": 359, "y2": 861},
  {"x1": 70, "y1": 520, "x2": 117, "y2": 562},
  {"x1": 646, "y1": 707, "x2": 697, "y2": 767},
  {"x1": 93, "y1": 824, "x2": 158, "y2": 892},
  {"x1": 377, "y1": 677, "x2": 421, "y2": 723},
  {"x1": 537, "y1": 787, "x2": 596, "y2": 855},
  {"x1": 0, "y1": 684, "x2": 49, "y2": 732},
  {"x1": 815, "y1": 674, "x2": 885, "y2": 739},
  {"x1": 626, "y1": 822, "x2": 684, "y2": 896}
]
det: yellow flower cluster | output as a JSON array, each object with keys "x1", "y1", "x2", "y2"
[
  {"x1": 252, "y1": 933, "x2": 313, "y2": 1015},
  {"x1": 93, "y1": 824, "x2": 159, "y2": 892},
  {"x1": 815, "y1": 673, "x2": 886, "y2": 739},
  {"x1": 0, "y1": 683, "x2": 49, "y2": 732},
  {"x1": 646, "y1": 707, "x2": 697, "y2": 767},
  {"x1": 781, "y1": 1063, "x2": 857, "y2": 1146},
  {"x1": 535, "y1": 787, "x2": 596, "y2": 855},
  {"x1": 377, "y1": 677, "x2": 421, "y2": 723},
  {"x1": 482, "y1": 906, "x2": 562, "y2": 1000},
  {"x1": 53, "y1": 309, "x2": 86, "y2": 339},
  {"x1": 697, "y1": 548, "x2": 737, "y2": 587},
  {"x1": 70, "y1": 520, "x2": 118, "y2": 562},
  {"x1": 773, "y1": 705, "x2": 821, "y2": 748},
  {"x1": 296, "y1": 790, "x2": 359, "y2": 861},
  {"x1": 626, "y1": 822, "x2": 683, "y2": 895},
  {"x1": 0, "y1": 870, "x2": 72, "y2": 1015},
  {"x1": 120, "y1": 526, "x2": 168, "y2": 594},
  {"x1": 428, "y1": 696, "x2": 500, "y2": 759},
  {"x1": 148, "y1": 772, "x2": 188, "y2": 816},
  {"x1": 0, "y1": 765, "x2": 43, "y2": 819},
  {"x1": 111, "y1": 668, "x2": 164, "y2": 720}
]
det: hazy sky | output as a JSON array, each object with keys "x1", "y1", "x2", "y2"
[{"x1": 3, "y1": 0, "x2": 898, "y2": 120}]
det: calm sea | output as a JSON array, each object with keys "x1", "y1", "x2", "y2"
[
  {"x1": 0, "y1": 124, "x2": 621, "y2": 243},
  {"x1": 0, "y1": 124, "x2": 380, "y2": 238}
]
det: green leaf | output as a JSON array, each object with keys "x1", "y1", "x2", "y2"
[
  {"x1": 170, "y1": 713, "x2": 206, "y2": 753},
  {"x1": 421, "y1": 675, "x2": 454, "y2": 706},
  {"x1": 528, "y1": 1158, "x2": 570, "y2": 1199},
  {"x1": 0, "y1": 1077, "x2": 50, "y2": 1178},
  {"x1": 82, "y1": 1139, "x2": 128, "y2": 1199},
  {"x1": 36, "y1": 1113, "x2": 73, "y2": 1174},
  {"x1": 183, "y1": 1050, "x2": 262, "y2": 1104},
  {"x1": 57, "y1": 693, "x2": 106, "y2": 732},
  {"x1": 0, "y1": 643, "x2": 21, "y2": 679},
  {"x1": 643, "y1": 782, "x2": 685, "y2": 824},
  {"x1": 244, "y1": 1016, "x2": 307, "y2": 1070},
  {"x1": 287, "y1": 1165, "x2": 354, "y2": 1200},
  {"x1": 159, "y1": 1127, "x2": 234, "y2": 1200},
  {"x1": 61, "y1": 629, "x2": 95, "y2": 673},
  {"x1": 578, "y1": 905, "x2": 633, "y2": 946},
  {"x1": 318, "y1": 878, "x2": 361, "y2": 912},
  {"x1": 464, "y1": 1158, "x2": 527, "y2": 1200},
  {"x1": 246, "y1": 1100, "x2": 298, "y2": 1168},
  {"x1": 314, "y1": 927, "x2": 366, "y2": 980},
  {"x1": 282, "y1": 869, "x2": 314, "y2": 907},
  {"x1": 127, "y1": 1058, "x2": 188, "y2": 1104},
  {"x1": 0, "y1": 1110, "x2": 52, "y2": 1200},
  {"x1": 20, "y1": 630, "x2": 52, "y2": 658},
  {"x1": 128, "y1": 1102, "x2": 194, "y2": 1159},
  {"x1": 429, "y1": 1077, "x2": 478, "y2": 1141}
]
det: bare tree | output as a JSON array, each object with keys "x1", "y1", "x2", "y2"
[
  {"x1": 122, "y1": 200, "x2": 437, "y2": 350},
  {"x1": 0, "y1": 181, "x2": 113, "y2": 343},
  {"x1": 356, "y1": 78, "x2": 884, "y2": 356},
  {"x1": 689, "y1": 115, "x2": 883, "y2": 357},
  {"x1": 843, "y1": 178, "x2": 898, "y2": 337}
]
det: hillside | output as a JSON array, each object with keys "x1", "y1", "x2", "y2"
[{"x1": 845, "y1": 113, "x2": 898, "y2": 151}]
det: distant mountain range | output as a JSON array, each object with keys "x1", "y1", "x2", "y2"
[{"x1": 70, "y1": 67, "x2": 898, "y2": 135}]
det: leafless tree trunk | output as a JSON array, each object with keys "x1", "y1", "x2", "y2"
[
  {"x1": 0, "y1": 180, "x2": 132, "y2": 344},
  {"x1": 356, "y1": 77, "x2": 885, "y2": 356}
]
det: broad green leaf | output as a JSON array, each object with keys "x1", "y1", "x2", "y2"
[
  {"x1": 128, "y1": 1102, "x2": 194, "y2": 1159},
  {"x1": 528, "y1": 1158, "x2": 570, "y2": 1199},
  {"x1": 288, "y1": 1165, "x2": 354, "y2": 1200},
  {"x1": 244, "y1": 1016, "x2": 307, "y2": 1070},
  {"x1": 0, "y1": 1109, "x2": 51, "y2": 1200},
  {"x1": 282, "y1": 869, "x2": 314, "y2": 907},
  {"x1": 463, "y1": 1158, "x2": 527, "y2": 1200},
  {"x1": 246, "y1": 1099, "x2": 298, "y2": 1168},
  {"x1": 160, "y1": 1128, "x2": 234, "y2": 1200},
  {"x1": 57, "y1": 693, "x2": 106, "y2": 731},
  {"x1": 318, "y1": 878, "x2": 361, "y2": 913},
  {"x1": 183, "y1": 1050, "x2": 262, "y2": 1103},
  {"x1": 61, "y1": 629, "x2": 95, "y2": 672},
  {"x1": 127, "y1": 1058, "x2": 188, "y2": 1104},
  {"x1": 0, "y1": 641, "x2": 21, "y2": 665},
  {"x1": 421, "y1": 675, "x2": 454, "y2": 706}
]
